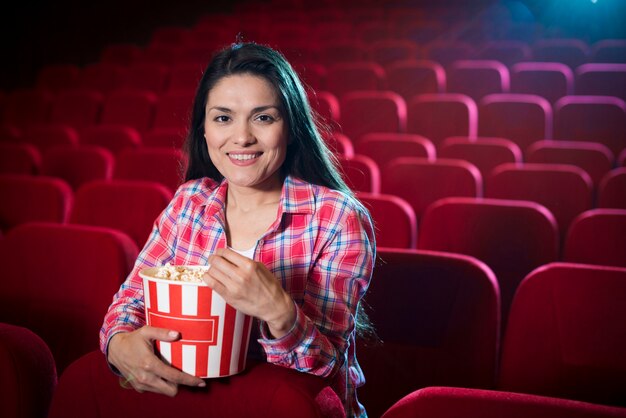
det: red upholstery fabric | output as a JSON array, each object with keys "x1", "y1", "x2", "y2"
[
  {"x1": 120, "y1": 63, "x2": 171, "y2": 94},
  {"x1": 0, "y1": 223, "x2": 138, "y2": 373},
  {"x1": 407, "y1": 93, "x2": 478, "y2": 149},
  {"x1": 385, "y1": 60, "x2": 446, "y2": 101},
  {"x1": 477, "y1": 40, "x2": 532, "y2": 67},
  {"x1": 486, "y1": 162, "x2": 594, "y2": 244},
  {"x1": 554, "y1": 95, "x2": 626, "y2": 155},
  {"x1": 447, "y1": 60, "x2": 510, "y2": 102},
  {"x1": 80, "y1": 124, "x2": 141, "y2": 155},
  {"x1": 479, "y1": 93, "x2": 553, "y2": 149},
  {"x1": 368, "y1": 40, "x2": 419, "y2": 67},
  {"x1": 499, "y1": 262, "x2": 626, "y2": 407},
  {"x1": 564, "y1": 209, "x2": 626, "y2": 268},
  {"x1": 338, "y1": 155, "x2": 381, "y2": 194},
  {"x1": 598, "y1": 168, "x2": 626, "y2": 209},
  {"x1": 382, "y1": 387, "x2": 626, "y2": 418},
  {"x1": 358, "y1": 249, "x2": 500, "y2": 418},
  {"x1": 326, "y1": 62, "x2": 386, "y2": 98},
  {"x1": 167, "y1": 63, "x2": 205, "y2": 92},
  {"x1": 511, "y1": 62, "x2": 574, "y2": 104},
  {"x1": 2, "y1": 88, "x2": 53, "y2": 129},
  {"x1": 41, "y1": 145, "x2": 114, "y2": 190},
  {"x1": 100, "y1": 89, "x2": 157, "y2": 133},
  {"x1": 309, "y1": 90, "x2": 340, "y2": 126},
  {"x1": 49, "y1": 89, "x2": 104, "y2": 129},
  {"x1": 423, "y1": 41, "x2": 474, "y2": 68},
  {"x1": 71, "y1": 179, "x2": 173, "y2": 249},
  {"x1": 21, "y1": 123, "x2": 79, "y2": 153},
  {"x1": 319, "y1": 41, "x2": 369, "y2": 67},
  {"x1": 591, "y1": 39, "x2": 626, "y2": 64},
  {"x1": 0, "y1": 142, "x2": 41, "y2": 175},
  {"x1": 49, "y1": 351, "x2": 345, "y2": 418},
  {"x1": 340, "y1": 91, "x2": 406, "y2": 144},
  {"x1": 324, "y1": 132, "x2": 354, "y2": 158},
  {"x1": 418, "y1": 197, "x2": 559, "y2": 328},
  {"x1": 439, "y1": 136, "x2": 522, "y2": 180},
  {"x1": 382, "y1": 158, "x2": 482, "y2": 221},
  {"x1": 532, "y1": 38, "x2": 590, "y2": 69},
  {"x1": 143, "y1": 127, "x2": 187, "y2": 150},
  {"x1": 356, "y1": 133, "x2": 435, "y2": 171},
  {"x1": 114, "y1": 147, "x2": 185, "y2": 193},
  {"x1": 79, "y1": 62, "x2": 127, "y2": 94},
  {"x1": 357, "y1": 192, "x2": 417, "y2": 248},
  {"x1": 0, "y1": 323, "x2": 57, "y2": 418},
  {"x1": 575, "y1": 63, "x2": 626, "y2": 102},
  {"x1": 0, "y1": 174, "x2": 73, "y2": 232},
  {"x1": 526, "y1": 140, "x2": 614, "y2": 187},
  {"x1": 153, "y1": 90, "x2": 194, "y2": 130}
]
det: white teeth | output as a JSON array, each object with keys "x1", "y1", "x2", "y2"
[{"x1": 229, "y1": 153, "x2": 259, "y2": 161}]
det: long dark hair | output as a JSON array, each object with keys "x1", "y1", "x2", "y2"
[{"x1": 183, "y1": 42, "x2": 376, "y2": 340}]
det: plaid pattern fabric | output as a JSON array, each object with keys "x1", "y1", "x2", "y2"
[{"x1": 100, "y1": 175, "x2": 376, "y2": 417}]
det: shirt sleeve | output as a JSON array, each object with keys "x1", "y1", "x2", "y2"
[
  {"x1": 258, "y1": 203, "x2": 376, "y2": 378},
  {"x1": 98, "y1": 192, "x2": 182, "y2": 354}
]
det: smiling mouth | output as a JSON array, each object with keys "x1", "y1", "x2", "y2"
[{"x1": 228, "y1": 152, "x2": 262, "y2": 161}]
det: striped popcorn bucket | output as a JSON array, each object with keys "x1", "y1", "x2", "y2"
[{"x1": 139, "y1": 267, "x2": 253, "y2": 378}]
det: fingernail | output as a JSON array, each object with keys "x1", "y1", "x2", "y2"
[
  {"x1": 168, "y1": 331, "x2": 179, "y2": 338},
  {"x1": 198, "y1": 381, "x2": 206, "y2": 387}
]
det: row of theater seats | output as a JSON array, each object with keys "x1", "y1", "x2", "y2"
[{"x1": 2, "y1": 226, "x2": 625, "y2": 418}]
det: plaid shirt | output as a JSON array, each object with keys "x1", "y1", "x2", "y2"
[{"x1": 100, "y1": 175, "x2": 376, "y2": 418}]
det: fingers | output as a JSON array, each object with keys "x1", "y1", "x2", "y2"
[{"x1": 140, "y1": 326, "x2": 180, "y2": 342}]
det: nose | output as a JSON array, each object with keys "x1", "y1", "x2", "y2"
[{"x1": 232, "y1": 120, "x2": 256, "y2": 146}]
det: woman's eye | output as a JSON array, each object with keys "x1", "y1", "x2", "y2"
[
  {"x1": 256, "y1": 114, "x2": 275, "y2": 123},
  {"x1": 214, "y1": 115, "x2": 230, "y2": 122}
]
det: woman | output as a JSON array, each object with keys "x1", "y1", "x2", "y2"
[{"x1": 100, "y1": 42, "x2": 376, "y2": 418}]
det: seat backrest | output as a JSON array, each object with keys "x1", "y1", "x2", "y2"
[
  {"x1": 447, "y1": 60, "x2": 510, "y2": 102},
  {"x1": 79, "y1": 124, "x2": 141, "y2": 155},
  {"x1": 324, "y1": 132, "x2": 354, "y2": 158},
  {"x1": 356, "y1": 133, "x2": 435, "y2": 171},
  {"x1": 120, "y1": 63, "x2": 170, "y2": 94},
  {"x1": 339, "y1": 91, "x2": 406, "y2": 143},
  {"x1": 41, "y1": 145, "x2": 114, "y2": 190},
  {"x1": 526, "y1": 140, "x2": 614, "y2": 187},
  {"x1": 153, "y1": 90, "x2": 194, "y2": 130},
  {"x1": 385, "y1": 59, "x2": 446, "y2": 101},
  {"x1": 0, "y1": 322, "x2": 57, "y2": 418},
  {"x1": 0, "y1": 174, "x2": 73, "y2": 232},
  {"x1": 21, "y1": 123, "x2": 79, "y2": 153},
  {"x1": 48, "y1": 89, "x2": 104, "y2": 129},
  {"x1": 358, "y1": 248, "x2": 500, "y2": 418},
  {"x1": 591, "y1": 39, "x2": 626, "y2": 63},
  {"x1": 486, "y1": 162, "x2": 594, "y2": 244},
  {"x1": 0, "y1": 142, "x2": 41, "y2": 175},
  {"x1": 114, "y1": 147, "x2": 185, "y2": 193},
  {"x1": 368, "y1": 39, "x2": 419, "y2": 66},
  {"x1": 499, "y1": 262, "x2": 626, "y2": 407},
  {"x1": 564, "y1": 208, "x2": 626, "y2": 268},
  {"x1": 598, "y1": 168, "x2": 626, "y2": 209},
  {"x1": 510, "y1": 61, "x2": 574, "y2": 104},
  {"x1": 418, "y1": 197, "x2": 559, "y2": 328},
  {"x1": 423, "y1": 41, "x2": 474, "y2": 68},
  {"x1": 71, "y1": 179, "x2": 172, "y2": 249},
  {"x1": 2, "y1": 88, "x2": 53, "y2": 129},
  {"x1": 36, "y1": 64, "x2": 81, "y2": 93},
  {"x1": 477, "y1": 40, "x2": 532, "y2": 67},
  {"x1": 439, "y1": 136, "x2": 523, "y2": 180},
  {"x1": 407, "y1": 93, "x2": 478, "y2": 149},
  {"x1": 142, "y1": 127, "x2": 186, "y2": 150},
  {"x1": 309, "y1": 90, "x2": 340, "y2": 126},
  {"x1": 357, "y1": 192, "x2": 417, "y2": 248},
  {"x1": 79, "y1": 62, "x2": 127, "y2": 94},
  {"x1": 382, "y1": 158, "x2": 482, "y2": 221},
  {"x1": 479, "y1": 93, "x2": 553, "y2": 149},
  {"x1": 532, "y1": 38, "x2": 590, "y2": 69},
  {"x1": 326, "y1": 61, "x2": 386, "y2": 98},
  {"x1": 554, "y1": 95, "x2": 626, "y2": 155},
  {"x1": 337, "y1": 155, "x2": 381, "y2": 194},
  {"x1": 100, "y1": 89, "x2": 157, "y2": 133},
  {"x1": 575, "y1": 63, "x2": 626, "y2": 101},
  {"x1": 99, "y1": 43, "x2": 142, "y2": 66},
  {"x1": 381, "y1": 386, "x2": 626, "y2": 418},
  {"x1": 0, "y1": 223, "x2": 138, "y2": 373}
]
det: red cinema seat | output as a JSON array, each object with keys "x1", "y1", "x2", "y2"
[
  {"x1": 598, "y1": 168, "x2": 626, "y2": 209},
  {"x1": 575, "y1": 63, "x2": 626, "y2": 102},
  {"x1": 499, "y1": 262, "x2": 626, "y2": 407},
  {"x1": 0, "y1": 142, "x2": 41, "y2": 175},
  {"x1": 486, "y1": 163, "x2": 594, "y2": 244},
  {"x1": 564, "y1": 208, "x2": 626, "y2": 268},
  {"x1": 337, "y1": 155, "x2": 381, "y2": 194},
  {"x1": 368, "y1": 40, "x2": 419, "y2": 66},
  {"x1": 554, "y1": 95, "x2": 626, "y2": 155},
  {"x1": 477, "y1": 40, "x2": 532, "y2": 67},
  {"x1": 48, "y1": 352, "x2": 344, "y2": 418},
  {"x1": 79, "y1": 62, "x2": 127, "y2": 94},
  {"x1": 418, "y1": 197, "x2": 559, "y2": 328},
  {"x1": 114, "y1": 147, "x2": 185, "y2": 193},
  {"x1": 423, "y1": 41, "x2": 474, "y2": 68},
  {"x1": 100, "y1": 89, "x2": 157, "y2": 133},
  {"x1": 591, "y1": 39, "x2": 626, "y2": 64},
  {"x1": 439, "y1": 137, "x2": 523, "y2": 180},
  {"x1": 620, "y1": 149, "x2": 626, "y2": 166},
  {"x1": 167, "y1": 63, "x2": 204, "y2": 92},
  {"x1": 309, "y1": 90, "x2": 340, "y2": 126},
  {"x1": 0, "y1": 174, "x2": 72, "y2": 232},
  {"x1": 479, "y1": 93, "x2": 552, "y2": 150},
  {"x1": 0, "y1": 223, "x2": 138, "y2": 373},
  {"x1": 526, "y1": 140, "x2": 614, "y2": 187},
  {"x1": 36, "y1": 64, "x2": 81, "y2": 93},
  {"x1": 143, "y1": 127, "x2": 186, "y2": 150},
  {"x1": 381, "y1": 386, "x2": 626, "y2": 418},
  {"x1": 357, "y1": 192, "x2": 417, "y2": 248},
  {"x1": 100, "y1": 43, "x2": 142, "y2": 66},
  {"x1": 134, "y1": 44, "x2": 178, "y2": 67},
  {"x1": 2, "y1": 88, "x2": 53, "y2": 129},
  {"x1": 447, "y1": 60, "x2": 510, "y2": 102},
  {"x1": 71, "y1": 179, "x2": 172, "y2": 249},
  {"x1": 324, "y1": 132, "x2": 354, "y2": 158},
  {"x1": 319, "y1": 41, "x2": 369, "y2": 67},
  {"x1": 326, "y1": 62, "x2": 386, "y2": 98},
  {"x1": 340, "y1": 91, "x2": 406, "y2": 144},
  {"x1": 532, "y1": 38, "x2": 590, "y2": 69},
  {"x1": 41, "y1": 145, "x2": 114, "y2": 190},
  {"x1": 49, "y1": 89, "x2": 104, "y2": 130},
  {"x1": 0, "y1": 123, "x2": 21, "y2": 142},
  {"x1": 120, "y1": 63, "x2": 170, "y2": 94},
  {"x1": 511, "y1": 61, "x2": 574, "y2": 104},
  {"x1": 382, "y1": 158, "x2": 482, "y2": 222},
  {"x1": 153, "y1": 90, "x2": 194, "y2": 131},
  {"x1": 80, "y1": 124, "x2": 141, "y2": 155},
  {"x1": 385, "y1": 60, "x2": 446, "y2": 102},
  {"x1": 407, "y1": 94, "x2": 478, "y2": 149},
  {"x1": 358, "y1": 248, "x2": 500, "y2": 418},
  {"x1": 355, "y1": 133, "x2": 435, "y2": 171},
  {"x1": 0, "y1": 323, "x2": 57, "y2": 418},
  {"x1": 21, "y1": 124, "x2": 79, "y2": 153}
]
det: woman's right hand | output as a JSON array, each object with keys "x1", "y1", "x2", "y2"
[{"x1": 107, "y1": 326, "x2": 206, "y2": 396}]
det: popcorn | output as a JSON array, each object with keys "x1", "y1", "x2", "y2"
[{"x1": 154, "y1": 263, "x2": 209, "y2": 283}]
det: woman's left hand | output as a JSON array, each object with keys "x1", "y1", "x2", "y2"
[{"x1": 203, "y1": 247, "x2": 296, "y2": 339}]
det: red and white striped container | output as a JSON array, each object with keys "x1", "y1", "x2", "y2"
[{"x1": 139, "y1": 266, "x2": 253, "y2": 378}]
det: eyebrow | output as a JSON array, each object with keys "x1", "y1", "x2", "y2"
[{"x1": 207, "y1": 105, "x2": 281, "y2": 113}]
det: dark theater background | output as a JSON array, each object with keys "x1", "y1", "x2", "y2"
[{"x1": 1, "y1": 1, "x2": 625, "y2": 418}]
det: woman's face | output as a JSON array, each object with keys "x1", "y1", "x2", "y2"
[{"x1": 203, "y1": 74, "x2": 288, "y2": 191}]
